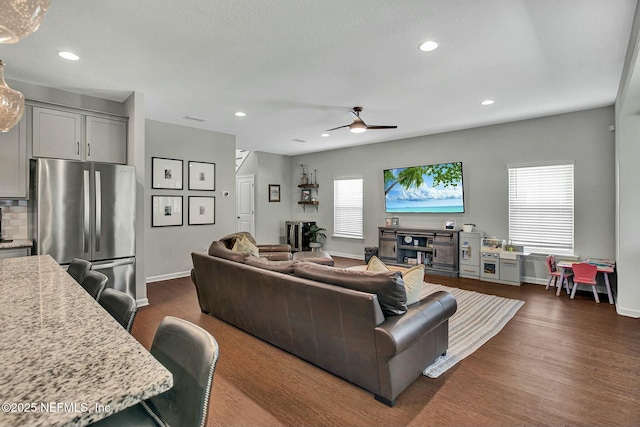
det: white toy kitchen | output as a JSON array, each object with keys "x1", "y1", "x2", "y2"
[{"x1": 479, "y1": 237, "x2": 528, "y2": 286}]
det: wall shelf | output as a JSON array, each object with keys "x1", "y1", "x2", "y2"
[{"x1": 298, "y1": 200, "x2": 319, "y2": 212}]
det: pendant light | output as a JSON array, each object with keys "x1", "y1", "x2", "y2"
[
  {"x1": 0, "y1": 60, "x2": 25, "y2": 133},
  {"x1": 0, "y1": 0, "x2": 51, "y2": 44}
]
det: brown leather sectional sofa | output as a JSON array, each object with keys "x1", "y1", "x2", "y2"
[{"x1": 191, "y1": 241, "x2": 457, "y2": 406}]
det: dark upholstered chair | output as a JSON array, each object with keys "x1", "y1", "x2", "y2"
[
  {"x1": 80, "y1": 270, "x2": 108, "y2": 300},
  {"x1": 98, "y1": 288, "x2": 138, "y2": 332},
  {"x1": 67, "y1": 258, "x2": 92, "y2": 284},
  {"x1": 90, "y1": 316, "x2": 220, "y2": 427}
]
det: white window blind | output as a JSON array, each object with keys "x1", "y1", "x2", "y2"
[
  {"x1": 508, "y1": 163, "x2": 574, "y2": 253},
  {"x1": 333, "y1": 178, "x2": 363, "y2": 239}
]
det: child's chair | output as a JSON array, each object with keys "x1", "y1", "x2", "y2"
[{"x1": 545, "y1": 255, "x2": 572, "y2": 295}]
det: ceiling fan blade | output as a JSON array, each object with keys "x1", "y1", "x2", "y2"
[
  {"x1": 366, "y1": 125, "x2": 398, "y2": 129},
  {"x1": 325, "y1": 124, "x2": 350, "y2": 131}
]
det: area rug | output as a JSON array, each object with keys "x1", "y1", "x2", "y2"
[{"x1": 420, "y1": 283, "x2": 524, "y2": 378}]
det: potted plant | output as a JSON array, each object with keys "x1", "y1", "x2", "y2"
[{"x1": 305, "y1": 225, "x2": 327, "y2": 251}]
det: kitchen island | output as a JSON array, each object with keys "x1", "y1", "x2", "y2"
[{"x1": 0, "y1": 255, "x2": 172, "y2": 427}]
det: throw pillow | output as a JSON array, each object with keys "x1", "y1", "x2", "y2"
[
  {"x1": 208, "y1": 241, "x2": 247, "y2": 262},
  {"x1": 402, "y1": 264, "x2": 425, "y2": 305},
  {"x1": 220, "y1": 232, "x2": 257, "y2": 249},
  {"x1": 366, "y1": 255, "x2": 390, "y2": 272},
  {"x1": 293, "y1": 262, "x2": 407, "y2": 317},
  {"x1": 232, "y1": 236, "x2": 260, "y2": 257}
]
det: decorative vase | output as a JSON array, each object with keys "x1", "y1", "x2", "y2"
[{"x1": 301, "y1": 173, "x2": 308, "y2": 185}]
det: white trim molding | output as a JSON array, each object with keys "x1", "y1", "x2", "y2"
[{"x1": 146, "y1": 270, "x2": 191, "y2": 283}]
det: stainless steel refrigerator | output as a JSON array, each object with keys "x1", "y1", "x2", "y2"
[{"x1": 29, "y1": 158, "x2": 136, "y2": 296}]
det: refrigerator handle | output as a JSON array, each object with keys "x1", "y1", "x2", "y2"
[
  {"x1": 83, "y1": 170, "x2": 90, "y2": 254},
  {"x1": 95, "y1": 170, "x2": 101, "y2": 252}
]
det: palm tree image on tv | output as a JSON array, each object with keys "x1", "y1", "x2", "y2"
[{"x1": 384, "y1": 162, "x2": 464, "y2": 213}]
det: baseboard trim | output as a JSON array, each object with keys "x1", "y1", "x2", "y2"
[
  {"x1": 146, "y1": 271, "x2": 191, "y2": 283},
  {"x1": 616, "y1": 305, "x2": 640, "y2": 318},
  {"x1": 328, "y1": 251, "x2": 364, "y2": 260},
  {"x1": 523, "y1": 276, "x2": 549, "y2": 286},
  {"x1": 136, "y1": 298, "x2": 149, "y2": 308}
]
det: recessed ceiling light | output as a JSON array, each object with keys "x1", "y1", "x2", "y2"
[
  {"x1": 321, "y1": 133, "x2": 329, "y2": 137},
  {"x1": 481, "y1": 99, "x2": 495, "y2": 106},
  {"x1": 58, "y1": 51, "x2": 79, "y2": 61},
  {"x1": 235, "y1": 111, "x2": 246, "y2": 117},
  {"x1": 419, "y1": 40, "x2": 438, "y2": 52}
]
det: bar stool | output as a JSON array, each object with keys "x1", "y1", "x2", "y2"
[{"x1": 67, "y1": 258, "x2": 92, "y2": 284}]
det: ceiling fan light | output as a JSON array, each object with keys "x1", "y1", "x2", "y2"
[
  {"x1": 0, "y1": 60, "x2": 25, "y2": 132},
  {"x1": 349, "y1": 123, "x2": 366, "y2": 133},
  {"x1": 0, "y1": 0, "x2": 51, "y2": 44}
]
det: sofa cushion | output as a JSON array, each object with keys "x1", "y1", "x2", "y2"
[
  {"x1": 293, "y1": 262, "x2": 407, "y2": 316},
  {"x1": 219, "y1": 231, "x2": 257, "y2": 249},
  {"x1": 244, "y1": 256, "x2": 296, "y2": 273},
  {"x1": 208, "y1": 241, "x2": 247, "y2": 262},
  {"x1": 232, "y1": 236, "x2": 260, "y2": 257}
]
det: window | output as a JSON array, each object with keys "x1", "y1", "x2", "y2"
[
  {"x1": 508, "y1": 163, "x2": 574, "y2": 254},
  {"x1": 333, "y1": 178, "x2": 363, "y2": 239}
]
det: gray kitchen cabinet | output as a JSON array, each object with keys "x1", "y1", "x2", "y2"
[
  {"x1": 32, "y1": 106, "x2": 127, "y2": 164},
  {"x1": 86, "y1": 116, "x2": 127, "y2": 164},
  {"x1": 0, "y1": 247, "x2": 31, "y2": 259},
  {"x1": 0, "y1": 118, "x2": 27, "y2": 198},
  {"x1": 32, "y1": 107, "x2": 83, "y2": 160}
]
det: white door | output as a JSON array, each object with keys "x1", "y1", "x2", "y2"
[{"x1": 236, "y1": 175, "x2": 255, "y2": 234}]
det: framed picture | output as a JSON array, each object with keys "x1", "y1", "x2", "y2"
[
  {"x1": 301, "y1": 189, "x2": 312, "y2": 201},
  {"x1": 152, "y1": 157, "x2": 183, "y2": 189},
  {"x1": 269, "y1": 184, "x2": 281, "y2": 202},
  {"x1": 445, "y1": 219, "x2": 456, "y2": 230},
  {"x1": 385, "y1": 217, "x2": 392, "y2": 227},
  {"x1": 188, "y1": 161, "x2": 215, "y2": 191},
  {"x1": 188, "y1": 196, "x2": 215, "y2": 225},
  {"x1": 151, "y1": 196, "x2": 183, "y2": 227},
  {"x1": 391, "y1": 217, "x2": 400, "y2": 227}
]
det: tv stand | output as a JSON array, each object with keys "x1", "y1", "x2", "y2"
[{"x1": 378, "y1": 227, "x2": 459, "y2": 277}]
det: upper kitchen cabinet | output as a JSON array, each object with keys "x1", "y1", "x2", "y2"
[
  {"x1": 32, "y1": 107, "x2": 83, "y2": 160},
  {"x1": 0, "y1": 118, "x2": 28, "y2": 198},
  {"x1": 32, "y1": 106, "x2": 127, "y2": 164},
  {"x1": 86, "y1": 116, "x2": 127, "y2": 164}
]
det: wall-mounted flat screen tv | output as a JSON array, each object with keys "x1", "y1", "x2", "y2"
[{"x1": 384, "y1": 162, "x2": 464, "y2": 213}]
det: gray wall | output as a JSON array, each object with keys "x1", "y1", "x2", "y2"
[
  {"x1": 145, "y1": 120, "x2": 236, "y2": 279},
  {"x1": 288, "y1": 107, "x2": 616, "y2": 263},
  {"x1": 615, "y1": 2, "x2": 640, "y2": 317},
  {"x1": 237, "y1": 151, "x2": 292, "y2": 244}
]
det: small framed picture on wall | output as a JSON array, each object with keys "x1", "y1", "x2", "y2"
[
  {"x1": 188, "y1": 196, "x2": 215, "y2": 225},
  {"x1": 151, "y1": 196, "x2": 183, "y2": 227},
  {"x1": 188, "y1": 161, "x2": 215, "y2": 191},
  {"x1": 152, "y1": 157, "x2": 183, "y2": 189},
  {"x1": 269, "y1": 184, "x2": 281, "y2": 202}
]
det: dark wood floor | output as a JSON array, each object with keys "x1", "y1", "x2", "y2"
[{"x1": 133, "y1": 257, "x2": 640, "y2": 426}]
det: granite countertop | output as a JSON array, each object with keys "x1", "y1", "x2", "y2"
[
  {"x1": 0, "y1": 239, "x2": 32, "y2": 249},
  {"x1": 0, "y1": 255, "x2": 173, "y2": 427}
]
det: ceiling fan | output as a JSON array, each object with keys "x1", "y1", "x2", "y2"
[{"x1": 326, "y1": 106, "x2": 397, "y2": 134}]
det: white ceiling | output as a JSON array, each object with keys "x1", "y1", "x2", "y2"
[{"x1": 1, "y1": 0, "x2": 636, "y2": 156}]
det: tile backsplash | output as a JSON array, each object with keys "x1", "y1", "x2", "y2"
[{"x1": 0, "y1": 200, "x2": 28, "y2": 240}]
